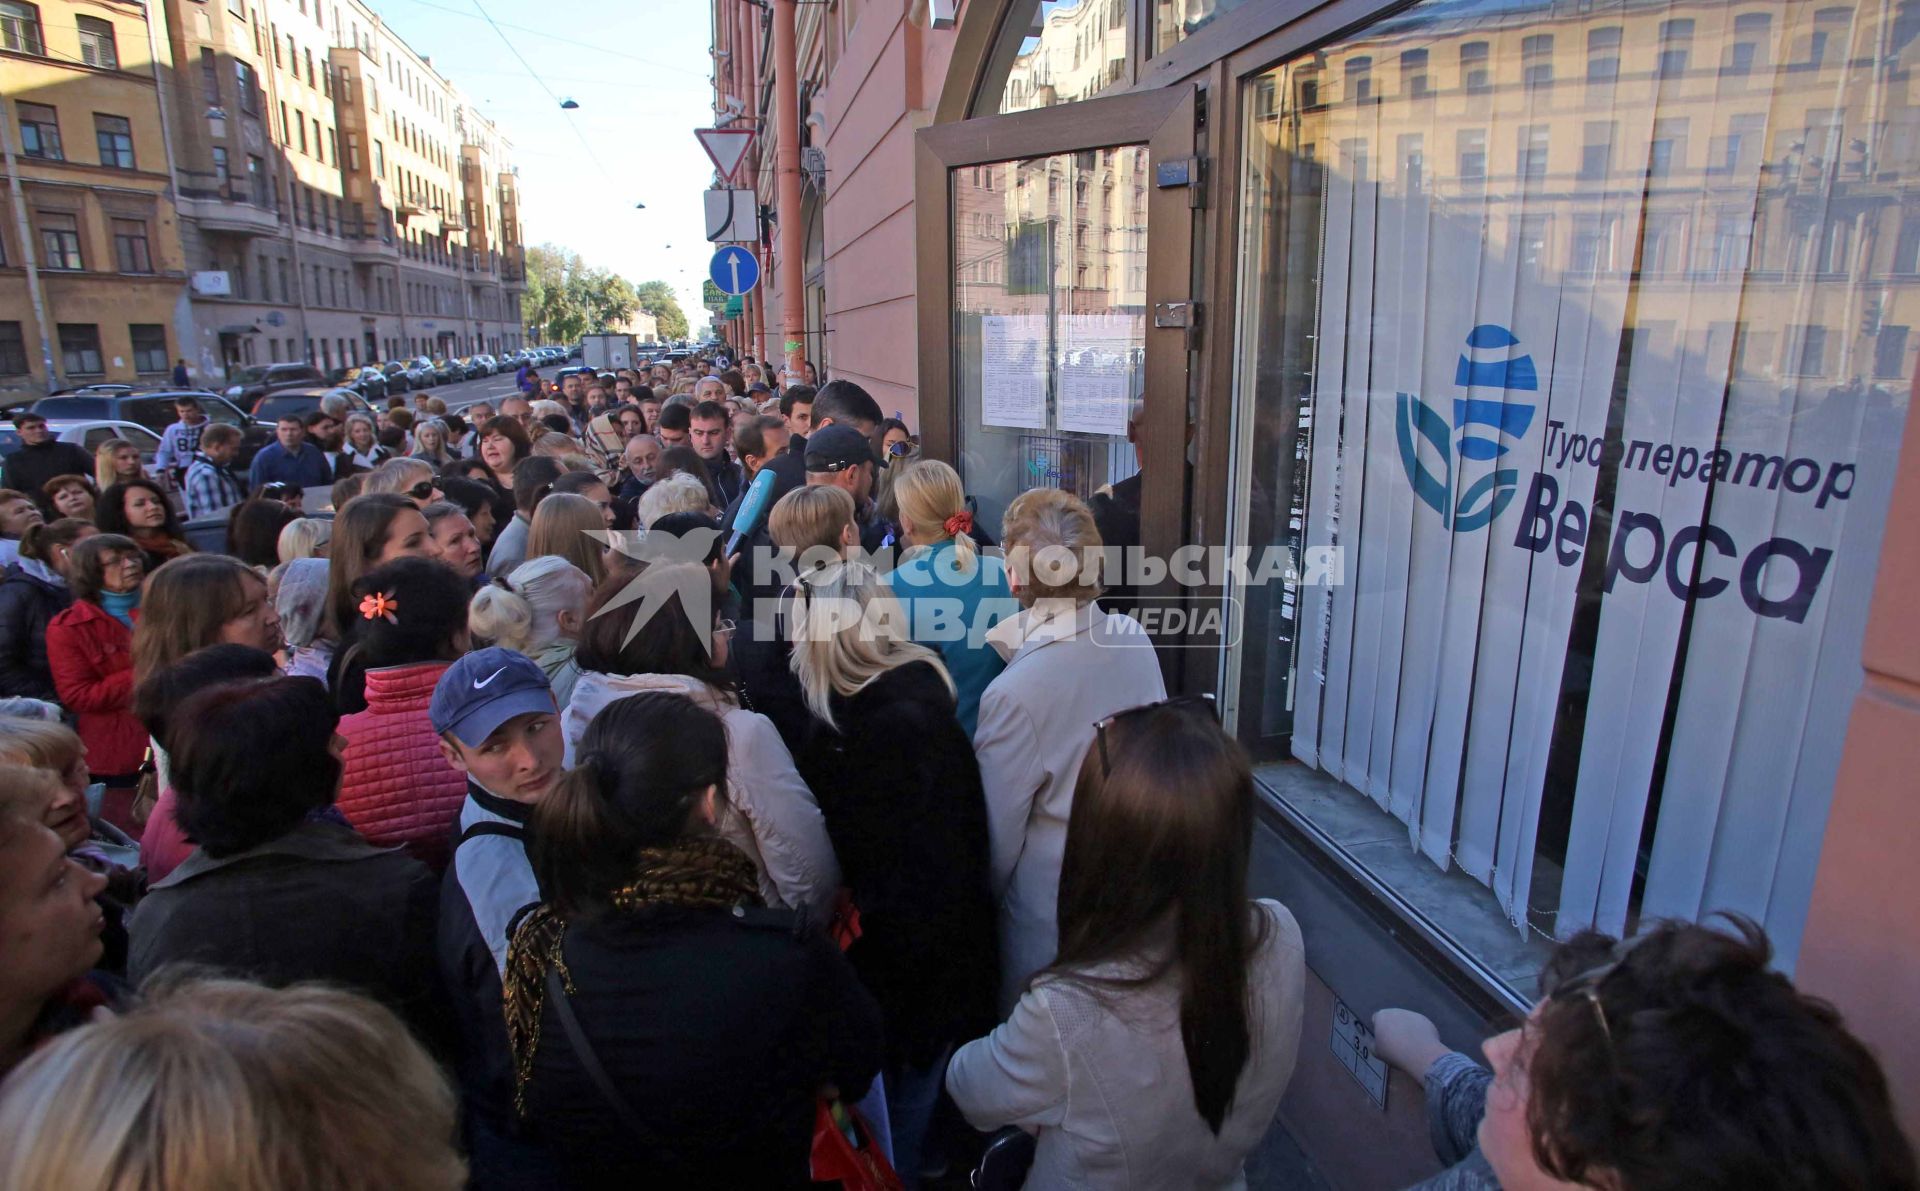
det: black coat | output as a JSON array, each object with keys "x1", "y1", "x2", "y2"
[
  {"x1": 5, "y1": 440, "x2": 96, "y2": 512},
  {"x1": 0, "y1": 562, "x2": 70, "y2": 699},
  {"x1": 794, "y1": 660, "x2": 999, "y2": 1069},
  {"x1": 523, "y1": 904, "x2": 882, "y2": 1189}
]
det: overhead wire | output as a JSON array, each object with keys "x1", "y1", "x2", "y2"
[
  {"x1": 376, "y1": 0, "x2": 709, "y2": 77},
  {"x1": 460, "y1": 0, "x2": 620, "y2": 188}
]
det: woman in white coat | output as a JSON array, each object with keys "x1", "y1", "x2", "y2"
[
  {"x1": 973, "y1": 487, "x2": 1166, "y2": 1012},
  {"x1": 560, "y1": 562, "x2": 840, "y2": 928},
  {"x1": 948, "y1": 699, "x2": 1306, "y2": 1189}
]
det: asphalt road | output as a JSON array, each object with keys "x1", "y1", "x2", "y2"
[{"x1": 408, "y1": 370, "x2": 526, "y2": 415}]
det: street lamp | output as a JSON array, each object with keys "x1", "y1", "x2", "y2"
[{"x1": 560, "y1": 98, "x2": 580, "y2": 110}]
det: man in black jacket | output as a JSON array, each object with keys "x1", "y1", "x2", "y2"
[{"x1": 4, "y1": 414, "x2": 96, "y2": 514}]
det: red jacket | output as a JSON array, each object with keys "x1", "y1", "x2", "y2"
[
  {"x1": 336, "y1": 661, "x2": 466, "y2": 869},
  {"x1": 47, "y1": 600, "x2": 146, "y2": 777}
]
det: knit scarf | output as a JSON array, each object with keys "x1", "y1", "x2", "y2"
[{"x1": 503, "y1": 837, "x2": 761, "y2": 1115}]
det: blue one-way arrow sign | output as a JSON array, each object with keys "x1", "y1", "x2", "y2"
[{"x1": 709, "y1": 246, "x2": 760, "y2": 296}]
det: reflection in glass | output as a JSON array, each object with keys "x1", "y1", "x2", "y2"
[
  {"x1": 951, "y1": 149, "x2": 1150, "y2": 532},
  {"x1": 1154, "y1": 0, "x2": 1254, "y2": 53},
  {"x1": 987, "y1": 0, "x2": 1130, "y2": 115},
  {"x1": 1230, "y1": 0, "x2": 1916, "y2": 976}
]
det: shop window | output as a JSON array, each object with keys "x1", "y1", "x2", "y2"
[
  {"x1": 37, "y1": 211, "x2": 82, "y2": 270},
  {"x1": 0, "y1": 322, "x2": 26, "y2": 375},
  {"x1": 76, "y1": 15, "x2": 117, "y2": 68},
  {"x1": 111, "y1": 218, "x2": 152, "y2": 273},
  {"x1": 0, "y1": 0, "x2": 42, "y2": 55},
  {"x1": 130, "y1": 325, "x2": 168, "y2": 373},
  {"x1": 58, "y1": 325, "x2": 103, "y2": 375},
  {"x1": 1228, "y1": 0, "x2": 1917, "y2": 990},
  {"x1": 17, "y1": 102, "x2": 61, "y2": 160}
]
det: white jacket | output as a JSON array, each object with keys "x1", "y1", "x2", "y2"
[
  {"x1": 562, "y1": 670, "x2": 840, "y2": 926},
  {"x1": 974, "y1": 600, "x2": 1166, "y2": 1013},
  {"x1": 948, "y1": 901, "x2": 1306, "y2": 1190}
]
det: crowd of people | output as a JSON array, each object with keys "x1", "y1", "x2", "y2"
[{"x1": 0, "y1": 352, "x2": 1911, "y2": 1190}]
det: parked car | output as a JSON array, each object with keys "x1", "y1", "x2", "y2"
[
  {"x1": 1, "y1": 419, "x2": 164, "y2": 480},
  {"x1": 430, "y1": 358, "x2": 462, "y2": 385},
  {"x1": 409, "y1": 356, "x2": 446, "y2": 386},
  {"x1": 378, "y1": 361, "x2": 414, "y2": 394},
  {"x1": 30, "y1": 390, "x2": 272, "y2": 471},
  {"x1": 224, "y1": 362, "x2": 324, "y2": 408},
  {"x1": 327, "y1": 365, "x2": 390, "y2": 404},
  {"x1": 250, "y1": 387, "x2": 372, "y2": 425},
  {"x1": 474, "y1": 353, "x2": 500, "y2": 375}
]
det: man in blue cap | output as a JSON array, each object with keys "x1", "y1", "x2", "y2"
[{"x1": 431, "y1": 646, "x2": 565, "y2": 1185}]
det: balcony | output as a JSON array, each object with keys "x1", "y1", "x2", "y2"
[{"x1": 176, "y1": 179, "x2": 281, "y2": 235}]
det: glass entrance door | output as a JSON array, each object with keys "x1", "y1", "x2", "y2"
[{"x1": 918, "y1": 86, "x2": 1200, "y2": 600}]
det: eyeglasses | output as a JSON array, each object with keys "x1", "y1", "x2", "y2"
[
  {"x1": 884, "y1": 439, "x2": 917, "y2": 458},
  {"x1": 1544, "y1": 932, "x2": 1656, "y2": 1057},
  {"x1": 1092, "y1": 693, "x2": 1219, "y2": 773},
  {"x1": 407, "y1": 480, "x2": 437, "y2": 501}
]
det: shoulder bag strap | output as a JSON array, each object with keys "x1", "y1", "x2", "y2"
[{"x1": 542, "y1": 966, "x2": 661, "y2": 1145}]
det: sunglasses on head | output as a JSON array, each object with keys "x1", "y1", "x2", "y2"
[
  {"x1": 1092, "y1": 693, "x2": 1220, "y2": 773},
  {"x1": 407, "y1": 480, "x2": 437, "y2": 501},
  {"x1": 885, "y1": 439, "x2": 917, "y2": 457}
]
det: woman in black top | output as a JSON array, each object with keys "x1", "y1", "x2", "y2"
[{"x1": 507, "y1": 692, "x2": 881, "y2": 1189}]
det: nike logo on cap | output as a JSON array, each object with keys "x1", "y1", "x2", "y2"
[{"x1": 473, "y1": 667, "x2": 508, "y2": 689}]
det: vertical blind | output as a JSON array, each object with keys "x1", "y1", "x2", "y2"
[{"x1": 1275, "y1": 0, "x2": 1915, "y2": 968}]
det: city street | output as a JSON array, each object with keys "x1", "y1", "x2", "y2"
[{"x1": 402, "y1": 370, "x2": 528, "y2": 416}]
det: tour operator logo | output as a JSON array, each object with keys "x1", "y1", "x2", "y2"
[{"x1": 1396, "y1": 324, "x2": 1538, "y2": 532}]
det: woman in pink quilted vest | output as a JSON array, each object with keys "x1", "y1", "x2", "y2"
[{"x1": 334, "y1": 556, "x2": 473, "y2": 869}]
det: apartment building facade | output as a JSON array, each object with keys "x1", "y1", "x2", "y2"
[
  {"x1": 158, "y1": 0, "x2": 525, "y2": 380},
  {"x1": 0, "y1": 0, "x2": 193, "y2": 391}
]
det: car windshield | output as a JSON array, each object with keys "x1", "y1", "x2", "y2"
[{"x1": 229, "y1": 366, "x2": 271, "y2": 384}]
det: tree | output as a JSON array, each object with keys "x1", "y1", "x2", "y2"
[
  {"x1": 524, "y1": 243, "x2": 589, "y2": 344},
  {"x1": 635, "y1": 279, "x2": 690, "y2": 341},
  {"x1": 581, "y1": 271, "x2": 638, "y2": 332}
]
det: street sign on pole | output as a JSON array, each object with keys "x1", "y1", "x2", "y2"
[
  {"x1": 704, "y1": 188, "x2": 760, "y2": 243},
  {"x1": 709, "y1": 245, "x2": 761, "y2": 295},
  {"x1": 694, "y1": 128, "x2": 756, "y2": 182}
]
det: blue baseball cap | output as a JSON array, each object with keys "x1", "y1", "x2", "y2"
[{"x1": 430, "y1": 647, "x2": 556, "y2": 748}]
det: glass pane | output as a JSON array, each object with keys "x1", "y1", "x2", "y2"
[
  {"x1": 1231, "y1": 0, "x2": 1918, "y2": 980},
  {"x1": 981, "y1": 0, "x2": 1130, "y2": 116},
  {"x1": 1153, "y1": 0, "x2": 1253, "y2": 54},
  {"x1": 951, "y1": 148, "x2": 1149, "y2": 534}
]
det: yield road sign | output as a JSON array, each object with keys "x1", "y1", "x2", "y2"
[
  {"x1": 695, "y1": 128, "x2": 756, "y2": 182},
  {"x1": 709, "y1": 246, "x2": 761, "y2": 295}
]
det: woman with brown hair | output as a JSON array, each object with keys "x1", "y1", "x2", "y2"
[
  {"x1": 130, "y1": 554, "x2": 282, "y2": 686},
  {"x1": 948, "y1": 699, "x2": 1306, "y2": 1187},
  {"x1": 323, "y1": 493, "x2": 433, "y2": 644},
  {"x1": 39, "y1": 475, "x2": 95, "y2": 523},
  {"x1": 224, "y1": 497, "x2": 299, "y2": 569},
  {"x1": 0, "y1": 978, "x2": 466, "y2": 1190},
  {"x1": 96, "y1": 478, "x2": 193, "y2": 572},
  {"x1": 476, "y1": 415, "x2": 532, "y2": 493},
  {"x1": 46, "y1": 535, "x2": 147, "y2": 820},
  {"x1": 0, "y1": 518, "x2": 94, "y2": 701},
  {"x1": 527, "y1": 491, "x2": 606, "y2": 586}
]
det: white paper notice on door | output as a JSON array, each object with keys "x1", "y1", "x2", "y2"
[
  {"x1": 980, "y1": 314, "x2": 1048, "y2": 430},
  {"x1": 1057, "y1": 312, "x2": 1138, "y2": 436}
]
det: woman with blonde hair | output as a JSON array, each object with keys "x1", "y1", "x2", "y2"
[
  {"x1": 468, "y1": 554, "x2": 591, "y2": 705},
  {"x1": 0, "y1": 978, "x2": 466, "y2": 1190},
  {"x1": 887, "y1": 459, "x2": 1017, "y2": 735},
  {"x1": 975, "y1": 486, "x2": 1164, "y2": 1011},
  {"x1": 785, "y1": 558, "x2": 996, "y2": 1174},
  {"x1": 768, "y1": 485, "x2": 858, "y2": 572},
  {"x1": 410, "y1": 417, "x2": 456, "y2": 468},
  {"x1": 92, "y1": 438, "x2": 146, "y2": 493},
  {"x1": 277, "y1": 516, "x2": 332, "y2": 563},
  {"x1": 527, "y1": 492, "x2": 605, "y2": 586},
  {"x1": 363, "y1": 457, "x2": 441, "y2": 508},
  {"x1": 635, "y1": 471, "x2": 711, "y2": 529}
]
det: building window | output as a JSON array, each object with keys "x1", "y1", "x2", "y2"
[
  {"x1": 1787, "y1": 324, "x2": 1829, "y2": 374},
  {"x1": 1659, "y1": 18, "x2": 1695, "y2": 76},
  {"x1": 0, "y1": 322, "x2": 25, "y2": 375},
  {"x1": 16, "y1": 102, "x2": 61, "y2": 160},
  {"x1": 1346, "y1": 56, "x2": 1373, "y2": 102},
  {"x1": 1460, "y1": 41, "x2": 1490, "y2": 92},
  {"x1": 1580, "y1": 121, "x2": 1615, "y2": 178},
  {"x1": 130, "y1": 325, "x2": 167, "y2": 373},
  {"x1": 1522, "y1": 33, "x2": 1553, "y2": 86},
  {"x1": 1728, "y1": 12, "x2": 1771, "y2": 75},
  {"x1": 1650, "y1": 118, "x2": 1688, "y2": 176},
  {"x1": 1874, "y1": 326, "x2": 1910, "y2": 379},
  {"x1": 58, "y1": 325, "x2": 103, "y2": 375},
  {"x1": 1401, "y1": 49, "x2": 1429, "y2": 97},
  {"x1": 212, "y1": 145, "x2": 229, "y2": 188},
  {"x1": 1457, "y1": 128, "x2": 1486, "y2": 179},
  {"x1": 37, "y1": 212, "x2": 82, "y2": 270},
  {"x1": 94, "y1": 114, "x2": 134, "y2": 169},
  {"x1": 247, "y1": 154, "x2": 268, "y2": 205},
  {"x1": 199, "y1": 47, "x2": 220, "y2": 102},
  {"x1": 1810, "y1": 6, "x2": 1852, "y2": 66},
  {"x1": 1517, "y1": 126, "x2": 1549, "y2": 178},
  {"x1": 111, "y1": 218, "x2": 152, "y2": 273},
  {"x1": 75, "y1": 15, "x2": 117, "y2": 68},
  {"x1": 236, "y1": 62, "x2": 260, "y2": 114},
  {"x1": 0, "y1": 1, "x2": 43, "y2": 55},
  {"x1": 1587, "y1": 26, "x2": 1622, "y2": 82}
]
